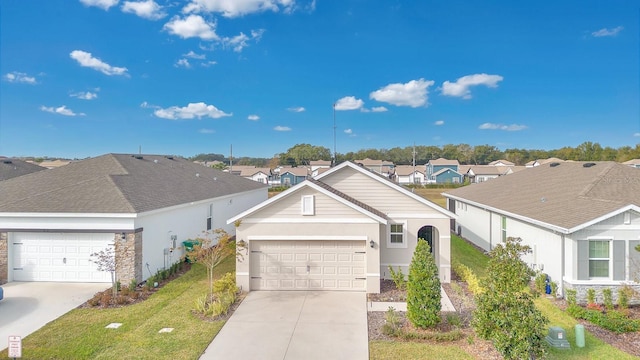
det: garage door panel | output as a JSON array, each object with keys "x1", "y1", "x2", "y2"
[{"x1": 251, "y1": 240, "x2": 366, "y2": 291}]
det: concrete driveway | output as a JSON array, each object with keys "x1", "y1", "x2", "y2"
[
  {"x1": 200, "y1": 291, "x2": 368, "y2": 360},
  {"x1": 0, "y1": 282, "x2": 109, "y2": 351}
]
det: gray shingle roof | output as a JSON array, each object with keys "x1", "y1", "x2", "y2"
[
  {"x1": 0, "y1": 158, "x2": 46, "y2": 181},
  {"x1": 444, "y1": 161, "x2": 640, "y2": 230},
  {"x1": 0, "y1": 154, "x2": 266, "y2": 213}
]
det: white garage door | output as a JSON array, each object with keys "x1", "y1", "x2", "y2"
[
  {"x1": 12, "y1": 232, "x2": 114, "y2": 282},
  {"x1": 250, "y1": 240, "x2": 367, "y2": 291}
]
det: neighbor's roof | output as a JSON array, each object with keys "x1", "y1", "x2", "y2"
[
  {"x1": 279, "y1": 166, "x2": 309, "y2": 177},
  {"x1": 467, "y1": 165, "x2": 511, "y2": 176},
  {"x1": 488, "y1": 159, "x2": 515, "y2": 166},
  {"x1": 0, "y1": 157, "x2": 46, "y2": 181},
  {"x1": 432, "y1": 168, "x2": 462, "y2": 177},
  {"x1": 444, "y1": 161, "x2": 640, "y2": 232},
  {"x1": 0, "y1": 154, "x2": 266, "y2": 214},
  {"x1": 394, "y1": 165, "x2": 425, "y2": 176},
  {"x1": 353, "y1": 158, "x2": 394, "y2": 166},
  {"x1": 623, "y1": 159, "x2": 640, "y2": 166},
  {"x1": 428, "y1": 158, "x2": 460, "y2": 166}
]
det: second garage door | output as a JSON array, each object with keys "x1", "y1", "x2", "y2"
[{"x1": 250, "y1": 240, "x2": 366, "y2": 291}]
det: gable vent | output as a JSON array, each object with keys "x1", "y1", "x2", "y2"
[
  {"x1": 583, "y1": 162, "x2": 596, "y2": 168},
  {"x1": 549, "y1": 162, "x2": 560, "y2": 167}
]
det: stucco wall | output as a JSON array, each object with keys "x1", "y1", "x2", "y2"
[{"x1": 0, "y1": 232, "x2": 7, "y2": 284}]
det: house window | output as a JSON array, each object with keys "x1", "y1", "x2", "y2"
[
  {"x1": 207, "y1": 204, "x2": 213, "y2": 230},
  {"x1": 501, "y1": 216, "x2": 507, "y2": 242},
  {"x1": 283, "y1": 177, "x2": 291, "y2": 186},
  {"x1": 388, "y1": 221, "x2": 407, "y2": 248},
  {"x1": 301, "y1": 195, "x2": 315, "y2": 215},
  {"x1": 589, "y1": 240, "x2": 610, "y2": 278}
]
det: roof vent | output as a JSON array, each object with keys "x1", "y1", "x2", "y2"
[
  {"x1": 583, "y1": 162, "x2": 596, "y2": 168},
  {"x1": 3, "y1": 160, "x2": 12, "y2": 164},
  {"x1": 549, "y1": 162, "x2": 560, "y2": 167},
  {"x1": 131, "y1": 155, "x2": 143, "y2": 160},
  {"x1": 165, "y1": 156, "x2": 174, "y2": 160},
  {"x1": 153, "y1": 159, "x2": 158, "y2": 164},
  {"x1": 196, "y1": 173, "x2": 200, "y2": 177}
]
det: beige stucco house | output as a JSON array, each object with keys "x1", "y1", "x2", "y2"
[{"x1": 228, "y1": 161, "x2": 455, "y2": 293}]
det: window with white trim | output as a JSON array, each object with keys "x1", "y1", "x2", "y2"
[
  {"x1": 207, "y1": 204, "x2": 213, "y2": 230},
  {"x1": 501, "y1": 216, "x2": 507, "y2": 242},
  {"x1": 301, "y1": 195, "x2": 315, "y2": 215},
  {"x1": 388, "y1": 221, "x2": 407, "y2": 248},
  {"x1": 589, "y1": 240, "x2": 610, "y2": 278}
]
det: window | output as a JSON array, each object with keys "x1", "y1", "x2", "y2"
[
  {"x1": 501, "y1": 216, "x2": 507, "y2": 242},
  {"x1": 301, "y1": 195, "x2": 315, "y2": 215},
  {"x1": 207, "y1": 204, "x2": 213, "y2": 230},
  {"x1": 589, "y1": 240, "x2": 610, "y2": 278},
  {"x1": 388, "y1": 222, "x2": 407, "y2": 248}
]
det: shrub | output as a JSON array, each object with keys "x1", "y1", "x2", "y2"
[
  {"x1": 407, "y1": 240, "x2": 441, "y2": 328},
  {"x1": 115, "y1": 295, "x2": 128, "y2": 305},
  {"x1": 213, "y1": 272, "x2": 237, "y2": 295},
  {"x1": 88, "y1": 293, "x2": 101, "y2": 307},
  {"x1": 388, "y1": 265, "x2": 407, "y2": 291},
  {"x1": 568, "y1": 306, "x2": 640, "y2": 333},
  {"x1": 128, "y1": 279, "x2": 137, "y2": 292},
  {"x1": 382, "y1": 307, "x2": 401, "y2": 336},
  {"x1": 550, "y1": 281, "x2": 558, "y2": 297},
  {"x1": 534, "y1": 272, "x2": 547, "y2": 297},
  {"x1": 586, "y1": 288, "x2": 596, "y2": 305},
  {"x1": 100, "y1": 293, "x2": 112, "y2": 307},
  {"x1": 566, "y1": 289, "x2": 577, "y2": 306},
  {"x1": 446, "y1": 313, "x2": 462, "y2": 328},
  {"x1": 603, "y1": 288, "x2": 614, "y2": 310},
  {"x1": 618, "y1": 286, "x2": 634, "y2": 310},
  {"x1": 452, "y1": 262, "x2": 483, "y2": 295}
]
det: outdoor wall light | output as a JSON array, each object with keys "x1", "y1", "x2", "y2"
[
  {"x1": 370, "y1": 240, "x2": 375, "y2": 248},
  {"x1": 121, "y1": 232, "x2": 126, "y2": 241}
]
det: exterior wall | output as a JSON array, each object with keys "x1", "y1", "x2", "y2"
[
  {"x1": 563, "y1": 282, "x2": 640, "y2": 305},
  {"x1": 0, "y1": 232, "x2": 6, "y2": 284},
  {"x1": 0, "y1": 214, "x2": 135, "y2": 231},
  {"x1": 452, "y1": 202, "x2": 493, "y2": 251},
  {"x1": 135, "y1": 188, "x2": 267, "y2": 278},
  {"x1": 115, "y1": 231, "x2": 143, "y2": 285},
  {"x1": 235, "y1": 221, "x2": 382, "y2": 293},
  {"x1": 434, "y1": 170, "x2": 462, "y2": 184},
  {"x1": 280, "y1": 173, "x2": 306, "y2": 186}
]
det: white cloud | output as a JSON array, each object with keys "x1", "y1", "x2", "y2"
[
  {"x1": 154, "y1": 102, "x2": 232, "y2": 119},
  {"x1": 371, "y1": 106, "x2": 387, "y2": 112},
  {"x1": 274, "y1": 125, "x2": 291, "y2": 131},
  {"x1": 163, "y1": 15, "x2": 219, "y2": 41},
  {"x1": 41, "y1": 105, "x2": 85, "y2": 116},
  {"x1": 344, "y1": 129, "x2": 352, "y2": 134},
  {"x1": 183, "y1": 50, "x2": 206, "y2": 59},
  {"x1": 222, "y1": 29, "x2": 265, "y2": 52},
  {"x1": 434, "y1": 120, "x2": 444, "y2": 126},
  {"x1": 121, "y1": 0, "x2": 166, "y2": 20},
  {"x1": 70, "y1": 50, "x2": 128, "y2": 76},
  {"x1": 334, "y1": 96, "x2": 364, "y2": 111},
  {"x1": 4, "y1": 71, "x2": 36, "y2": 84},
  {"x1": 441, "y1": 73, "x2": 503, "y2": 99},
  {"x1": 201, "y1": 60, "x2": 218, "y2": 67},
  {"x1": 175, "y1": 58, "x2": 191, "y2": 68},
  {"x1": 248, "y1": 114, "x2": 260, "y2": 120},
  {"x1": 634, "y1": 132, "x2": 640, "y2": 137},
  {"x1": 592, "y1": 26, "x2": 623, "y2": 37},
  {"x1": 183, "y1": 0, "x2": 295, "y2": 18},
  {"x1": 199, "y1": 128, "x2": 215, "y2": 134},
  {"x1": 70, "y1": 91, "x2": 98, "y2": 100},
  {"x1": 80, "y1": 0, "x2": 119, "y2": 10},
  {"x1": 478, "y1": 123, "x2": 527, "y2": 131},
  {"x1": 369, "y1": 79, "x2": 434, "y2": 107},
  {"x1": 287, "y1": 106, "x2": 305, "y2": 112}
]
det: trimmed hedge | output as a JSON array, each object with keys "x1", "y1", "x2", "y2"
[{"x1": 452, "y1": 261, "x2": 484, "y2": 295}]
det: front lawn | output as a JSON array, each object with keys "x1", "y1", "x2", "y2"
[
  {"x1": 369, "y1": 341, "x2": 474, "y2": 360},
  {"x1": 0, "y1": 257, "x2": 235, "y2": 359}
]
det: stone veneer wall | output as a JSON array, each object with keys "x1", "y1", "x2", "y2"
[
  {"x1": 0, "y1": 232, "x2": 7, "y2": 284},
  {"x1": 115, "y1": 232, "x2": 143, "y2": 285},
  {"x1": 563, "y1": 281, "x2": 640, "y2": 306}
]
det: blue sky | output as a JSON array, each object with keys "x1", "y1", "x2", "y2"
[{"x1": 1, "y1": 0, "x2": 639, "y2": 159}]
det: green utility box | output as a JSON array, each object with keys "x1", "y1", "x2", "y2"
[
  {"x1": 182, "y1": 240, "x2": 201, "y2": 262},
  {"x1": 546, "y1": 326, "x2": 571, "y2": 349}
]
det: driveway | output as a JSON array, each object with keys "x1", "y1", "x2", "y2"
[
  {"x1": 200, "y1": 291, "x2": 368, "y2": 360},
  {"x1": 0, "y1": 282, "x2": 109, "y2": 351}
]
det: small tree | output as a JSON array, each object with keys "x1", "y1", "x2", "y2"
[
  {"x1": 472, "y1": 237, "x2": 548, "y2": 359},
  {"x1": 188, "y1": 229, "x2": 236, "y2": 302},
  {"x1": 91, "y1": 245, "x2": 117, "y2": 297},
  {"x1": 407, "y1": 239, "x2": 441, "y2": 328}
]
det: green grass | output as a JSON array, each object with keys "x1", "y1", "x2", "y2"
[
  {"x1": 412, "y1": 188, "x2": 447, "y2": 208},
  {"x1": 451, "y1": 234, "x2": 489, "y2": 279},
  {"x1": 370, "y1": 341, "x2": 474, "y2": 360},
  {"x1": 0, "y1": 257, "x2": 235, "y2": 360}
]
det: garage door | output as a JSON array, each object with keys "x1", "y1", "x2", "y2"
[
  {"x1": 12, "y1": 232, "x2": 113, "y2": 282},
  {"x1": 250, "y1": 240, "x2": 366, "y2": 291}
]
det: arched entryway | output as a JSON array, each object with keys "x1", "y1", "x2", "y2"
[{"x1": 418, "y1": 225, "x2": 438, "y2": 255}]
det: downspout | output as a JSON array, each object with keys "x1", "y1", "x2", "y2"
[
  {"x1": 489, "y1": 211, "x2": 493, "y2": 250},
  {"x1": 561, "y1": 233, "x2": 566, "y2": 297}
]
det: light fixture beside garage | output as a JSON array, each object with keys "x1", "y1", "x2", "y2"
[
  {"x1": 121, "y1": 232, "x2": 126, "y2": 241},
  {"x1": 370, "y1": 240, "x2": 375, "y2": 248}
]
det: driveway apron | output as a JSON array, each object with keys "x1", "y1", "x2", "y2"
[
  {"x1": 200, "y1": 291, "x2": 368, "y2": 360},
  {"x1": 0, "y1": 282, "x2": 109, "y2": 351}
]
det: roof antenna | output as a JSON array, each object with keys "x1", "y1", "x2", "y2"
[{"x1": 139, "y1": 145, "x2": 141, "y2": 155}]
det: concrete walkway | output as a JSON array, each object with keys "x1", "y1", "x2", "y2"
[
  {"x1": 367, "y1": 287, "x2": 456, "y2": 312},
  {"x1": 0, "y1": 282, "x2": 109, "y2": 351},
  {"x1": 200, "y1": 291, "x2": 368, "y2": 360}
]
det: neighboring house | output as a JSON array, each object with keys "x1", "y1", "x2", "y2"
[
  {"x1": 35, "y1": 159, "x2": 72, "y2": 169},
  {"x1": 240, "y1": 167, "x2": 272, "y2": 184},
  {"x1": 0, "y1": 154, "x2": 267, "y2": 285},
  {"x1": 426, "y1": 158, "x2": 460, "y2": 183},
  {"x1": 623, "y1": 159, "x2": 640, "y2": 169},
  {"x1": 0, "y1": 157, "x2": 46, "y2": 181},
  {"x1": 227, "y1": 165, "x2": 257, "y2": 176},
  {"x1": 465, "y1": 165, "x2": 519, "y2": 183},
  {"x1": 279, "y1": 167, "x2": 308, "y2": 186},
  {"x1": 353, "y1": 158, "x2": 395, "y2": 177},
  {"x1": 228, "y1": 161, "x2": 455, "y2": 293},
  {"x1": 394, "y1": 165, "x2": 426, "y2": 185},
  {"x1": 444, "y1": 161, "x2": 640, "y2": 303},
  {"x1": 525, "y1": 157, "x2": 565, "y2": 168},
  {"x1": 488, "y1": 159, "x2": 515, "y2": 166},
  {"x1": 309, "y1": 160, "x2": 332, "y2": 176},
  {"x1": 432, "y1": 168, "x2": 463, "y2": 184}
]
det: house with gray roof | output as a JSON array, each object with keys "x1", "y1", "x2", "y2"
[
  {"x1": 0, "y1": 157, "x2": 46, "y2": 181},
  {"x1": 623, "y1": 159, "x2": 640, "y2": 169},
  {"x1": 426, "y1": 158, "x2": 460, "y2": 183},
  {"x1": 228, "y1": 161, "x2": 455, "y2": 293},
  {"x1": 444, "y1": 161, "x2": 640, "y2": 304},
  {"x1": 394, "y1": 165, "x2": 426, "y2": 185},
  {"x1": 0, "y1": 154, "x2": 267, "y2": 285}
]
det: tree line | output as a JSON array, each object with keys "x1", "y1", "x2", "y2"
[{"x1": 190, "y1": 141, "x2": 640, "y2": 167}]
